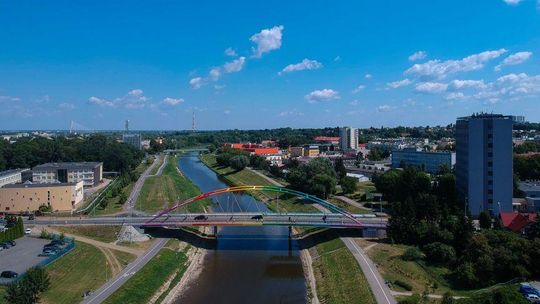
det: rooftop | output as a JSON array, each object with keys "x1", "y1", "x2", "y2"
[
  {"x1": 457, "y1": 113, "x2": 512, "y2": 121},
  {"x1": 0, "y1": 168, "x2": 30, "y2": 178},
  {"x1": 33, "y1": 162, "x2": 102, "y2": 171},
  {"x1": 1, "y1": 181, "x2": 80, "y2": 189},
  {"x1": 519, "y1": 181, "x2": 540, "y2": 193}
]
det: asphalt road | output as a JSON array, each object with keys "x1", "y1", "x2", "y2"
[
  {"x1": 124, "y1": 154, "x2": 162, "y2": 214},
  {"x1": 27, "y1": 213, "x2": 388, "y2": 229},
  {"x1": 81, "y1": 238, "x2": 167, "y2": 304},
  {"x1": 342, "y1": 237, "x2": 396, "y2": 304}
]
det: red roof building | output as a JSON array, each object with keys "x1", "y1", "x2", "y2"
[
  {"x1": 223, "y1": 143, "x2": 280, "y2": 155},
  {"x1": 499, "y1": 212, "x2": 537, "y2": 233}
]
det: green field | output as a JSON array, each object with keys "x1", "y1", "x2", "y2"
[
  {"x1": 56, "y1": 225, "x2": 122, "y2": 243},
  {"x1": 312, "y1": 238, "x2": 377, "y2": 304},
  {"x1": 200, "y1": 153, "x2": 320, "y2": 213},
  {"x1": 362, "y1": 240, "x2": 477, "y2": 296},
  {"x1": 41, "y1": 241, "x2": 111, "y2": 304},
  {"x1": 103, "y1": 246, "x2": 189, "y2": 304},
  {"x1": 136, "y1": 155, "x2": 211, "y2": 213}
]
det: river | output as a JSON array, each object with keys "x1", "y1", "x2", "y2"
[{"x1": 173, "y1": 152, "x2": 307, "y2": 304}]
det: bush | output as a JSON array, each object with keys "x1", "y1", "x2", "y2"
[
  {"x1": 340, "y1": 176, "x2": 358, "y2": 194},
  {"x1": 397, "y1": 293, "x2": 420, "y2": 304},
  {"x1": 401, "y1": 247, "x2": 424, "y2": 261},
  {"x1": 394, "y1": 279, "x2": 413, "y2": 291},
  {"x1": 423, "y1": 242, "x2": 456, "y2": 265},
  {"x1": 4, "y1": 267, "x2": 50, "y2": 304},
  {"x1": 229, "y1": 155, "x2": 249, "y2": 171}
]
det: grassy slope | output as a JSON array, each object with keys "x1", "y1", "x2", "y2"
[
  {"x1": 136, "y1": 155, "x2": 210, "y2": 213},
  {"x1": 200, "y1": 153, "x2": 320, "y2": 213},
  {"x1": 365, "y1": 241, "x2": 475, "y2": 296},
  {"x1": 328, "y1": 197, "x2": 371, "y2": 214},
  {"x1": 41, "y1": 241, "x2": 111, "y2": 304},
  {"x1": 102, "y1": 247, "x2": 188, "y2": 304},
  {"x1": 55, "y1": 226, "x2": 122, "y2": 243},
  {"x1": 313, "y1": 238, "x2": 377, "y2": 304}
]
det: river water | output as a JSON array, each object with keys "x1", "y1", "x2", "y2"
[{"x1": 174, "y1": 152, "x2": 306, "y2": 304}]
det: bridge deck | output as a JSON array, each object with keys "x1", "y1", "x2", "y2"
[{"x1": 27, "y1": 213, "x2": 387, "y2": 229}]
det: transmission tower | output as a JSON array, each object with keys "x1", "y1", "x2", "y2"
[{"x1": 192, "y1": 111, "x2": 195, "y2": 131}]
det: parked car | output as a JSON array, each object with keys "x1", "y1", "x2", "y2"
[
  {"x1": 50, "y1": 239, "x2": 65, "y2": 246},
  {"x1": 0, "y1": 242, "x2": 11, "y2": 249},
  {"x1": 0, "y1": 271, "x2": 18, "y2": 278},
  {"x1": 25, "y1": 228, "x2": 32, "y2": 234},
  {"x1": 40, "y1": 249, "x2": 57, "y2": 256},
  {"x1": 520, "y1": 284, "x2": 540, "y2": 296},
  {"x1": 28, "y1": 214, "x2": 35, "y2": 220},
  {"x1": 526, "y1": 293, "x2": 540, "y2": 303},
  {"x1": 6, "y1": 240, "x2": 15, "y2": 247}
]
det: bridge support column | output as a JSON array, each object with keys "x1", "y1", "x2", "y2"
[
  {"x1": 213, "y1": 226, "x2": 218, "y2": 237},
  {"x1": 288, "y1": 226, "x2": 292, "y2": 239}
]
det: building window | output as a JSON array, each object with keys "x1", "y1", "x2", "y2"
[
  {"x1": 488, "y1": 171, "x2": 493, "y2": 176},
  {"x1": 488, "y1": 152, "x2": 493, "y2": 157}
]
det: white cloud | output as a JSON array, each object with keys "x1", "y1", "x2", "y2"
[
  {"x1": 334, "y1": 56, "x2": 341, "y2": 62},
  {"x1": 279, "y1": 59, "x2": 323, "y2": 75},
  {"x1": 189, "y1": 77, "x2": 204, "y2": 89},
  {"x1": 387, "y1": 78, "x2": 412, "y2": 89},
  {"x1": 450, "y1": 79, "x2": 487, "y2": 90},
  {"x1": 224, "y1": 47, "x2": 237, "y2": 57},
  {"x1": 250, "y1": 25, "x2": 284, "y2": 58},
  {"x1": 415, "y1": 82, "x2": 448, "y2": 93},
  {"x1": 0, "y1": 95, "x2": 20, "y2": 103},
  {"x1": 405, "y1": 49, "x2": 507, "y2": 79},
  {"x1": 445, "y1": 92, "x2": 466, "y2": 101},
  {"x1": 494, "y1": 51, "x2": 532, "y2": 71},
  {"x1": 350, "y1": 100, "x2": 360, "y2": 106},
  {"x1": 503, "y1": 0, "x2": 522, "y2": 5},
  {"x1": 58, "y1": 103, "x2": 75, "y2": 110},
  {"x1": 214, "y1": 84, "x2": 226, "y2": 90},
  {"x1": 376, "y1": 105, "x2": 395, "y2": 112},
  {"x1": 209, "y1": 68, "x2": 221, "y2": 81},
  {"x1": 89, "y1": 89, "x2": 149, "y2": 109},
  {"x1": 223, "y1": 56, "x2": 246, "y2": 73},
  {"x1": 305, "y1": 89, "x2": 340, "y2": 103},
  {"x1": 279, "y1": 110, "x2": 304, "y2": 117},
  {"x1": 352, "y1": 85, "x2": 366, "y2": 93},
  {"x1": 224, "y1": 110, "x2": 231, "y2": 115},
  {"x1": 162, "y1": 97, "x2": 184, "y2": 106},
  {"x1": 88, "y1": 96, "x2": 114, "y2": 107},
  {"x1": 365, "y1": 74, "x2": 372, "y2": 79},
  {"x1": 408, "y1": 51, "x2": 427, "y2": 61}
]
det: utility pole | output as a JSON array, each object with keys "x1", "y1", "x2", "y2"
[{"x1": 192, "y1": 111, "x2": 195, "y2": 132}]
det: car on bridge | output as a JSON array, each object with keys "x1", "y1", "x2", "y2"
[
  {"x1": 1, "y1": 271, "x2": 18, "y2": 278},
  {"x1": 194, "y1": 215, "x2": 208, "y2": 221},
  {"x1": 251, "y1": 215, "x2": 263, "y2": 221}
]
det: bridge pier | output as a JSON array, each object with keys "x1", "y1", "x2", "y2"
[
  {"x1": 288, "y1": 226, "x2": 292, "y2": 239},
  {"x1": 213, "y1": 226, "x2": 218, "y2": 237}
]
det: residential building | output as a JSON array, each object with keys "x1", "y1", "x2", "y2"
[
  {"x1": 32, "y1": 162, "x2": 103, "y2": 187},
  {"x1": 0, "y1": 181, "x2": 84, "y2": 212},
  {"x1": 339, "y1": 127, "x2": 359, "y2": 151},
  {"x1": 456, "y1": 113, "x2": 513, "y2": 217},
  {"x1": 303, "y1": 145, "x2": 319, "y2": 157},
  {"x1": 123, "y1": 133, "x2": 142, "y2": 150},
  {"x1": 289, "y1": 146, "x2": 304, "y2": 158},
  {"x1": 391, "y1": 148, "x2": 455, "y2": 174},
  {"x1": 314, "y1": 136, "x2": 340, "y2": 145},
  {"x1": 519, "y1": 181, "x2": 540, "y2": 212},
  {"x1": 0, "y1": 169, "x2": 32, "y2": 188},
  {"x1": 511, "y1": 115, "x2": 525, "y2": 123}
]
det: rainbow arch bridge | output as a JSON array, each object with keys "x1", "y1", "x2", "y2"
[{"x1": 28, "y1": 186, "x2": 388, "y2": 230}]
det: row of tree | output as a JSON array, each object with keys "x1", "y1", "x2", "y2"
[
  {"x1": 0, "y1": 216, "x2": 24, "y2": 242},
  {"x1": 0, "y1": 134, "x2": 143, "y2": 173},
  {"x1": 375, "y1": 166, "x2": 540, "y2": 289}
]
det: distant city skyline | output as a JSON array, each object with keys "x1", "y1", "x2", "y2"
[{"x1": 1, "y1": 1, "x2": 539, "y2": 130}]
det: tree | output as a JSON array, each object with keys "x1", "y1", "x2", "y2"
[
  {"x1": 334, "y1": 158, "x2": 347, "y2": 181},
  {"x1": 340, "y1": 176, "x2": 358, "y2": 194},
  {"x1": 527, "y1": 215, "x2": 540, "y2": 239},
  {"x1": 478, "y1": 211, "x2": 491, "y2": 229},
  {"x1": 4, "y1": 267, "x2": 50, "y2": 304},
  {"x1": 229, "y1": 155, "x2": 249, "y2": 171},
  {"x1": 423, "y1": 242, "x2": 456, "y2": 265},
  {"x1": 287, "y1": 157, "x2": 337, "y2": 198},
  {"x1": 441, "y1": 292, "x2": 455, "y2": 304}
]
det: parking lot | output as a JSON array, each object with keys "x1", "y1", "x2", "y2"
[{"x1": 0, "y1": 236, "x2": 50, "y2": 284}]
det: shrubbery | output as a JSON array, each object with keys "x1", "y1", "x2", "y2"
[{"x1": 0, "y1": 216, "x2": 24, "y2": 242}]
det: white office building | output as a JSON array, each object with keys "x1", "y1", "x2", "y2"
[{"x1": 339, "y1": 127, "x2": 359, "y2": 151}]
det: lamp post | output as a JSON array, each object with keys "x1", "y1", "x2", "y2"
[{"x1": 497, "y1": 201, "x2": 501, "y2": 215}]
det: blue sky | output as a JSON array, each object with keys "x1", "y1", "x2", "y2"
[{"x1": 1, "y1": 0, "x2": 539, "y2": 130}]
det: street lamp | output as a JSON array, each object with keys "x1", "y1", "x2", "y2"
[{"x1": 497, "y1": 201, "x2": 501, "y2": 215}]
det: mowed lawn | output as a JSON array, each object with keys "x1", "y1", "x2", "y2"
[
  {"x1": 56, "y1": 225, "x2": 122, "y2": 243},
  {"x1": 313, "y1": 238, "x2": 377, "y2": 304},
  {"x1": 41, "y1": 241, "x2": 111, "y2": 304},
  {"x1": 200, "y1": 153, "x2": 319, "y2": 213},
  {"x1": 103, "y1": 247, "x2": 188, "y2": 304},
  {"x1": 137, "y1": 156, "x2": 210, "y2": 213}
]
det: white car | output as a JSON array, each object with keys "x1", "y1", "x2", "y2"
[
  {"x1": 526, "y1": 294, "x2": 540, "y2": 302},
  {"x1": 24, "y1": 228, "x2": 32, "y2": 235}
]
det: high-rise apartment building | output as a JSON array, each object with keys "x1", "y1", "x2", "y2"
[
  {"x1": 455, "y1": 114, "x2": 513, "y2": 217},
  {"x1": 339, "y1": 127, "x2": 359, "y2": 151}
]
